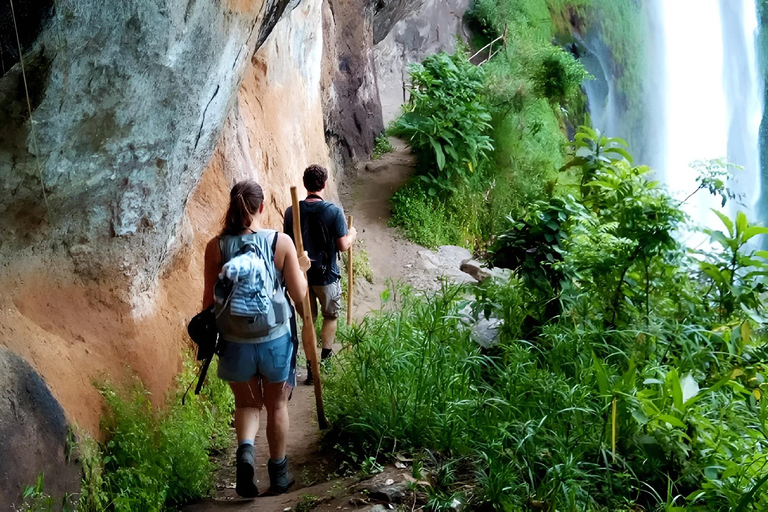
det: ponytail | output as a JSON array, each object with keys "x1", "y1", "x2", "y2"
[{"x1": 222, "y1": 181, "x2": 264, "y2": 236}]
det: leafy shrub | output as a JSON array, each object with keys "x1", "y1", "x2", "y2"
[
  {"x1": 534, "y1": 47, "x2": 592, "y2": 105},
  {"x1": 371, "y1": 135, "x2": 393, "y2": 160},
  {"x1": 390, "y1": 181, "x2": 463, "y2": 248},
  {"x1": 698, "y1": 210, "x2": 768, "y2": 321},
  {"x1": 77, "y1": 355, "x2": 234, "y2": 511},
  {"x1": 491, "y1": 196, "x2": 574, "y2": 293},
  {"x1": 393, "y1": 51, "x2": 493, "y2": 196},
  {"x1": 330, "y1": 126, "x2": 768, "y2": 510}
]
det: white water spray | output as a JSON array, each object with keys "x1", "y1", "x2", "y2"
[
  {"x1": 659, "y1": 0, "x2": 762, "y2": 232},
  {"x1": 584, "y1": 0, "x2": 763, "y2": 233}
]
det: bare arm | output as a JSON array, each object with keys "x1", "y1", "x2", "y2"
[
  {"x1": 275, "y1": 233, "x2": 309, "y2": 304},
  {"x1": 336, "y1": 226, "x2": 357, "y2": 253},
  {"x1": 202, "y1": 238, "x2": 221, "y2": 310}
]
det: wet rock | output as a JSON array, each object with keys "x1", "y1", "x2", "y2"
[
  {"x1": 471, "y1": 315, "x2": 504, "y2": 348},
  {"x1": 0, "y1": 346, "x2": 80, "y2": 508},
  {"x1": 458, "y1": 303, "x2": 504, "y2": 348}
]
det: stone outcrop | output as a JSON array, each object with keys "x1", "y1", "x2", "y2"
[
  {"x1": 373, "y1": 0, "x2": 472, "y2": 124},
  {"x1": 321, "y1": 0, "x2": 384, "y2": 169},
  {"x1": 0, "y1": 0, "x2": 298, "y2": 303},
  {"x1": 0, "y1": 346, "x2": 80, "y2": 508}
]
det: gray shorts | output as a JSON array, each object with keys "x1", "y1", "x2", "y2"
[{"x1": 309, "y1": 281, "x2": 342, "y2": 320}]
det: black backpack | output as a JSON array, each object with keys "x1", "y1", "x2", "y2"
[
  {"x1": 301, "y1": 201, "x2": 334, "y2": 284},
  {"x1": 183, "y1": 305, "x2": 218, "y2": 404}
]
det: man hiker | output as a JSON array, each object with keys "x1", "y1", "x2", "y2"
[{"x1": 284, "y1": 164, "x2": 357, "y2": 384}]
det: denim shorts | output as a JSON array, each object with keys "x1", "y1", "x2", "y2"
[{"x1": 217, "y1": 332, "x2": 293, "y2": 383}]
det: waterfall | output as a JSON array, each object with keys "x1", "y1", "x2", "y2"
[
  {"x1": 658, "y1": 0, "x2": 762, "y2": 231},
  {"x1": 582, "y1": 0, "x2": 764, "y2": 233}
]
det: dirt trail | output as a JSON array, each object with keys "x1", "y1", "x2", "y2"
[
  {"x1": 184, "y1": 140, "x2": 428, "y2": 511},
  {"x1": 340, "y1": 139, "x2": 426, "y2": 319},
  {"x1": 184, "y1": 140, "x2": 479, "y2": 511}
]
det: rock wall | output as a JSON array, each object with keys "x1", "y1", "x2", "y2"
[
  {"x1": 374, "y1": 0, "x2": 472, "y2": 124},
  {"x1": 322, "y1": 0, "x2": 384, "y2": 168},
  {"x1": 196, "y1": 0, "x2": 335, "y2": 233},
  {"x1": 0, "y1": 0, "x2": 296, "y2": 304}
]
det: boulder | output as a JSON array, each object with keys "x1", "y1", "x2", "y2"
[
  {"x1": 460, "y1": 258, "x2": 492, "y2": 282},
  {"x1": 0, "y1": 346, "x2": 80, "y2": 508}
]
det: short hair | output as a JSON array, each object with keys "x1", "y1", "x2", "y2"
[{"x1": 303, "y1": 164, "x2": 328, "y2": 193}]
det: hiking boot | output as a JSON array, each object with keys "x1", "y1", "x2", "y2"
[
  {"x1": 304, "y1": 365, "x2": 313, "y2": 385},
  {"x1": 267, "y1": 457, "x2": 295, "y2": 494},
  {"x1": 320, "y1": 350, "x2": 334, "y2": 372},
  {"x1": 235, "y1": 444, "x2": 258, "y2": 498}
]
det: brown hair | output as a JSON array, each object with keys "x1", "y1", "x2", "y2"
[
  {"x1": 222, "y1": 180, "x2": 264, "y2": 236},
  {"x1": 303, "y1": 164, "x2": 328, "y2": 193}
]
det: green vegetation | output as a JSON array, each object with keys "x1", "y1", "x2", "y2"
[
  {"x1": 17, "y1": 474, "x2": 76, "y2": 511},
  {"x1": 390, "y1": 0, "x2": 593, "y2": 250},
  {"x1": 393, "y1": 51, "x2": 494, "y2": 198},
  {"x1": 327, "y1": 126, "x2": 768, "y2": 510},
  {"x1": 545, "y1": 0, "x2": 648, "y2": 142},
  {"x1": 75, "y1": 356, "x2": 234, "y2": 511},
  {"x1": 372, "y1": 134, "x2": 394, "y2": 160}
]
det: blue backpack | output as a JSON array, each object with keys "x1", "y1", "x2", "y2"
[{"x1": 214, "y1": 230, "x2": 290, "y2": 341}]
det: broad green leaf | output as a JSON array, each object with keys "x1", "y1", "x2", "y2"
[
  {"x1": 656, "y1": 414, "x2": 685, "y2": 428},
  {"x1": 668, "y1": 368, "x2": 683, "y2": 411},
  {"x1": 708, "y1": 230, "x2": 734, "y2": 250},
  {"x1": 736, "y1": 211, "x2": 748, "y2": 237},
  {"x1": 429, "y1": 137, "x2": 446, "y2": 170},
  {"x1": 741, "y1": 322, "x2": 752, "y2": 343},
  {"x1": 603, "y1": 146, "x2": 633, "y2": 163},
  {"x1": 592, "y1": 352, "x2": 610, "y2": 395},
  {"x1": 743, "y1": 225, "x2": 768, "y2": 242},
  {"x1": 711, "y1": 209, "x2": 734, "y2": 236}
]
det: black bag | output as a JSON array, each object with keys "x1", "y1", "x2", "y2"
[
  {"x1": 183, "y1": 305, "x2": 219, "y2": 404},
  {"x1": 301, "y1": 200, "x2": 334, "y2": 284}
]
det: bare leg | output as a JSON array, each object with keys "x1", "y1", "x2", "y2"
[
  {"x1": 263, "y1": 381, "x2": 290, "y2": 460},
  {"x1": 320, "y1": 317, "x2": 338, "y2": 350},
  {"x1": 229, "y1": 377, "x2": 263, "y2": 443}
]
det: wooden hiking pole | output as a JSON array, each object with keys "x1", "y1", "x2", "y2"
[
  {"x1": 346, "y1": 215, "x2": 354, "y2": 325},
  {"x1": 290, "y1": 186, "x2": 328, "y2": 430}
]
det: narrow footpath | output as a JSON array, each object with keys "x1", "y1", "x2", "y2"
[{"x1": 185, "y1": 139, "x2": 473, "y2": 512}]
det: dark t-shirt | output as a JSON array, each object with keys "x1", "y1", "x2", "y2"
[{"x1": 284, "y1": 199, "x2": 348, "y2": 286}]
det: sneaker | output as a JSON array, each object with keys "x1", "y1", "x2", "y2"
[
  {"x1": 235, "y1": 444, "x2": 259, "y2": 498},
  {"x1": 304, "y1": 366, "x2": 314, "y2": 386},
  {"x1": 267, "y1": 457, "x2": 295, "y2": 494}
]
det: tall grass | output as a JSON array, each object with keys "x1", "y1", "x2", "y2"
[
  {"x1": 76, "y1": 355, "x2": 234, "y2": 511},
  {"x1": 326, "y1": 278, "x2": 768, "y2": 510}
]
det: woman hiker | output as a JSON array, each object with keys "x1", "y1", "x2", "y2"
[{"x1": 202, "y1": 180, "x2": 311, "y2": 497}]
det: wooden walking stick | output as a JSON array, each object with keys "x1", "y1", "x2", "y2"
[
  {"x1": 290, "y1": 186, "x2": 328, "y2": 430},
  {"x1": 346, "y1": 215, "x2": 354, "y2": 326}
]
